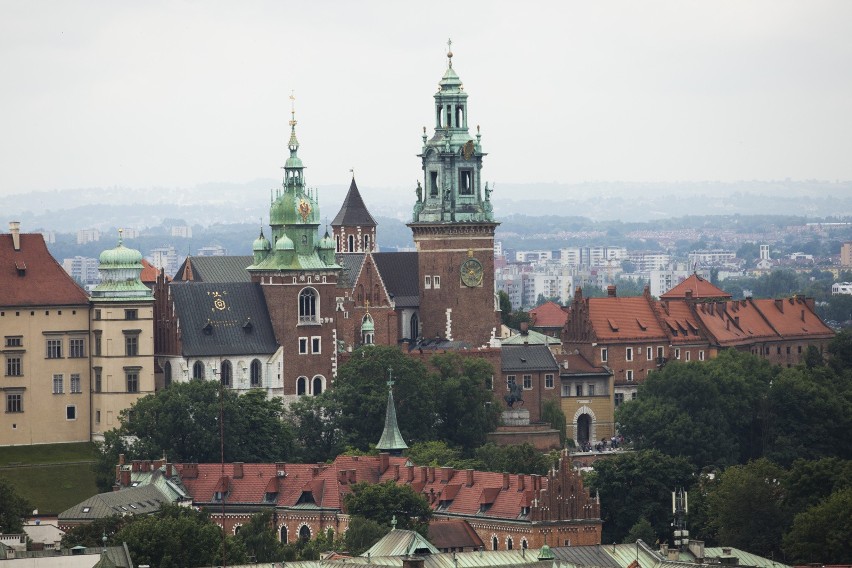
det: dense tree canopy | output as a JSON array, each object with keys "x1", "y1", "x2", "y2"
[
  {"x1": 782, "y1": 487, "x2": 852, "y2": 564},
  {"x1": 0, "y1": 478, "x2": 32, "y2": 534},
  {"x1": 343, "y1": 481, "x2": 431, "y2": 536}
]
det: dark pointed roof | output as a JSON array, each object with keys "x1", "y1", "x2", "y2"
[
  {"x1": 331, "y1": 178, "x2": 377, "y2": 227},
  {"x1": 173, "y1": 256, "x2": 253, "y2": 283},
  {"x1": 373, "y1": 252, "x2": 420, "y2": 307},
  {"x1": 376, "y1": 384, "x2": 408, "y2": 453}
]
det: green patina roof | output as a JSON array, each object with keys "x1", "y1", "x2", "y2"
[
  {"x1": 361, "y1": 314, "x2": 375, "y2": 332},
  {"x1": 376, "y1": 384, "x2": 408, "y2": 452},
  {"x1": 92, "y1": 233, "x2": 153, "y2": 302}
]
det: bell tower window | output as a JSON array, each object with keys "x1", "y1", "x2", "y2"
[
  {"x1": 429, "y1": 172, "x2": 438, "y2": 197},
  {"x1": 298, "y1": 288, "x2": 319, "y2": 324},
  {"x1": 347, "y1": 235, "x2": 355, "y2": 252},
  {"x1": 455, "y1": 105, "x2": 465, "y2": 128},
  {"x1": 436, "y1": 105, "x2": 442, "y2": 128},
  {"x1": 459, "y1": 170, "x2": 473, "y2": 195}
]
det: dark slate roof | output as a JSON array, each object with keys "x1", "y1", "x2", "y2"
[
  {"x1": 331, "y1": 178, "x2": 377, "y2": 227},
  {"x1": 0, "y1": 233, "x2": 89, "y2": 307},
  {"x1": 428, "y1": 520, "x2": 484, "y2": 550},
  {"x1": 551, "y1": 545, "x2": 621, "y2": 567},
  {"x1": 173, "y1": 255, "x2": 253, "y2": 283},
  {"x1": 409, "y1": 338, "x2": 472, "y2": 351},
  {"x1": 336, "y1": 253, "x2": 366, "y2": 288},
  {"x1": 58, "y1": 484, "x2": 169, "y2": 522},
  {"x1": 373, "y1": 252, "x2": 420, "y2": 307},
  {"x1": 501, "y1": 344, "x2": 559, "y2": 372},
  {"x1": 171, "y1": 282, "x2": 279, "y2": 357}
]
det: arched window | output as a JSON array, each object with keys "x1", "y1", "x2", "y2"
[
  {"x1": 357, "y1": 285, "x2": 364, "y2": 304},
  {"x1": 221, "y1": 360, "x2": 232, "y2": 387},
  {"x1": 312, "y1": 375, "x2": 324, "y2": 396},
  {"x1": 373, "y1": 284, "x2": 380, "y2": 305},
  {"x1": 492, "y1": 536, "x2": 498, "y2": 551},
  {"x1": 348, "y1": 235, "x2": 355, "y2": 252},
  {"x1": 363, "y1": 234, "x2": 370, "y2": 251},
  {"x1": 297, "y1": 376, "x2": 307, "y2": 396},
  {"x1": 280, "y1": 526, "x2": 288, "y2": 543},
  {"x1": 164, "y1": 362, "x2": 172, "y2": 388},
  {"x1": 192, "y1": 361, "x2": 205, "y2": 380},
  {"x1": 336, "y1": 235, "x2": 341, "y2": 253},
  {"x1": 299, "y1": 288, "x2": 318, "y2": 324},
  {"x1": 234, "y1": 525, "x2": 242, "y2": 535},
  {"x1": 507, "y1": 537, "x2": 513, "y2": 550},
  {"x1": 250, "y1": 359, "x2": 261, "y2": 387},
  {"x1": 522, "y1": 538, "x2": 528, "y2": 549},
  {"x1": 409, "y1": 313, "x2": 419, "y2": 341},
  {"x1": 299, "y1": 525, "x2": 311, "y2": 541}
]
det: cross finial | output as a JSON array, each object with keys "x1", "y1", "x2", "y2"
[
  {"x1": 387, "y1": 367, "x2": 394, "y2": 389},
  {"x1": 289, "y1": 90, "x2": 296, "y2": 126},
  {"x1": 447, "y1": 38, "x2": 453, "y2": 67},
  {"x1": 350, "y1": 167, "x2": 355, "y2": 179},
  {"x1": 391, "y1": 515, "x2": 397, "y2": 530}
]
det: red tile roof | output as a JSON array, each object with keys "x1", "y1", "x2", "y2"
[
  {"x1": 558, "y1": 352, "x2": 609, "y2": 376},
  {"x1": 140, "y1": 259, "x2": 163, "y2": 284},
  {"x1": 586, "y1": 297, "x2": 667, "y2": 342},
  {"x1": 529, "y1": 301, "x2": 569, "y2": 328},
  {"x1": 750, "y1": 297, "x2": 833, "y2": 339},
  {"x1": 0, "y1": 233, "x2": 89, "y2": 307},
  {"x1": 428, "y1": 519, "x2": 484, "y2": 550},
  {"x1": 692, "y1": 299, "x2": 777, "y2": 346},
  {"x1": 660, "y1": 274, "x2": 731, "y2": 300},
  {"x1": 654, "y1": 299, "x2": 705, "y2": 345}
]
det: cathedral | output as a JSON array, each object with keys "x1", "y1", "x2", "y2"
[{"x1": 155, "y1": 47, "x2": 503, "y2": 400}]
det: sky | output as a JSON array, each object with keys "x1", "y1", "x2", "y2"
[{"x1": 2, "y1": 1, "x2": 852, "y2": 197}]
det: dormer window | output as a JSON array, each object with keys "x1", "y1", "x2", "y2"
[{"x1": 264, "y1": 492, "x2": 278, "y2": 503}]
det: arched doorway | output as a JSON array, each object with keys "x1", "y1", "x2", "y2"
[{"x1": 577, "y1": 414, "x2": 591, "y2": 446}]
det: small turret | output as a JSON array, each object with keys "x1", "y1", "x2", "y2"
[
  {"x1": 252, "y1": 228, "x2": 271, "y2": 264},
  {"x1": 376, "y1": 370, "x2": 407, "y2": 455}
]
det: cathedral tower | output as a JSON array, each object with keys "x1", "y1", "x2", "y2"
[
  {"x1": 248, "y1": 97, "x2": 341, "y2": 398},
  {"x1": 409, "y1": 44, "x2": 500, "y2": 346}
]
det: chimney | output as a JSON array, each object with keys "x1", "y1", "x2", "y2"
[
  {"x1": 118, "y1": 454, "x2": 125, "y2": 466},
  {"x1": 440, "y1": 467, "x2": 453, "y2": 483},
  {"x1": 407, "y1": 465, "x2": 415, "y2": 482},
  {"x1": 183, "y1": 463, "x2": 199, "y2": 479},
  {"x1": 379, "y1": 452, "x2": 390, "y2": 474},
  {"x1": 311, "y1": 466, "x2": 320, "y2": 478},
  {"x1": 465, "y1": 469, "x2": 474, "y2": 487},
  {"x1": 428, "y1": 466, "x2": 435, "y2": 483},
  {"x1": 393, "y1": 464, "x2": 400, "y2": 481},
  {"x1": 660, "y1": 544, "x2": 669, "y2": 556},
  {"x1": 733, "y1": 316, "x2": 739, "y2": 327},
  {"x1": 153, "y1": 459, "x2": 165, "y2": 471},
  {"x1": 9, "y1": 221, "x2": 21, "y2": 251},
  {"x1": 338, "y1": 469, "x2": 348, "y2": 484},
  {"x1": 131, "y1": 460, "x2": 141, "y2": 472},
  {"x1": 688, "y1": 540, "x2": 705, "y2": 560},
  {"x1": 165, "y1": 463, "x2": 173, "y2": 477},
  {"x1": 520, "y1": 321, "x2": 529, "y2": 335},
  {"x1": 403, "y1": 557, "x2": 425, "y2": 568},
  {"x1": 120, "y1": 468, "x2": 131, "y2": 487},
  {"x1": 420, "y1": 466, "x2": 428, "y2": 483},
  {"x1": 668, "y1": 549, "x2": 679, "y2": 561},
  {"x1": 502, "y1": 472, "x2": 510, "y2": 490},
  {"x1": 531, "y1": 474, "x2": 540, "y2": 491},
  {"x1": 607, "y1": 285, "x2": 616, "y2": 297},
  {"x1": 518, "y1": 474, "x2": 525, "y2": 491},
  {"x1": 347, "y1": 469, "x2": 356, "y2": 484},
  {"x1": 233, "y1": 462, "x2": 244, "y2": 479},
  {"x1": 775, "y1": 299, "x2": 783, "y2": 312},
  {"x1": 275, "y1": 462, "x2": 287, "y2": 477},
  {"x1": 140, "y1": 461, "x2": 150, "y2": 472}
]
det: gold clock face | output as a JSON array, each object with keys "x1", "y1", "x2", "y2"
[{"x1": 461, "y1": 258, "x2": 483, "y2": 287}]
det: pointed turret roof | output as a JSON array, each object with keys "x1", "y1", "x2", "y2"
[
  {"x1": 332, "y1": 178, "x2": 377, "y2": 227},
  {"x1": 376, "y1": 379, "x2": 407, "y2": 454}
]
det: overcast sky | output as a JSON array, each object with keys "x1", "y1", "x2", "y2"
[{"x1": 2, "y1": 1, "x2": 852, "y2": 197}]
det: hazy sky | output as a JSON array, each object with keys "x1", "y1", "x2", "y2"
[{"x1": 2, "y1": 1, "x2": 852, "y2": 197}]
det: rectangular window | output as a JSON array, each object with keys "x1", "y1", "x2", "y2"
[
  {"x1": 5, "y1": 356, "x2": 22, "y2": 377},
  {"x1": 125, "y1": 309, "x2": 138, "y2": 320},
  {"x1": 600, "y1": 347, "x2": 608, "y2": 363},
  {"x1": 94, "y1": 334, "x2": 102, "y2": 356},
  {"x1": 125, "y1": 336, "x2": 138, "y2": 357},
  {"x1": 588, "y1": 383, "x2": 596, "y2": 396},
  {"x1": 5, "y1": 336, "x2": 22, "y2": 347},
  {"x1": 777, "y1": 346, "x2": 781, "y2": 355},
  {"x1": 486, "y1": 375, "x2": 493, "y2": 390},
  {"x1": 69, "y1": 338, "x2": 85, "y2": 358},
  {"x1": 95, "y1": 410, "x2": 101, "y2": 424},
  {"x1": 6, "y1": 393, "x2": 23, "y2": 413},
  {"x1": 46, "y1": 338, "x2": 62, "y2": 359},
  {"x1": 66, "y1": 405, "x2": 76, "y2": 420},
  {"x1": 94, "y1": 369, "x2": 102, "y2": 393},
  {"x1": 70, "y1": 374, "x2": 82, "y2": 393},
  {"x1": 675, "y1": 348, "x2": 681, "y2": 360},
  {"x1": 786, "y1": 346, "x2": 791, "y2": 354},
  {"x1": 614, "y1": 393, "x2": 624, "y2": 407},
  {"x1": 561, "y1": 384, "x2": 571, "y2": 397},
  {"x1": 699, "y1": 351, "x2": 705, "y2": 361},
  {"x1": 126, "y1": 372, "x2": 139, "y2": 393},
  {"x1": 657, "y1": 346, "x2": 664, "y2": 359},
  {"x1": 686, "y1": 351, "x2": 691, "y2": 362},
  {"x1": 424, "y1": 276, "x2": 432, "y2": 289},
  {"x1": 311, "y1": 336, "x2": 321, "y2": 354},
  {"x1": 507, "y1": 375, "x2": 516, "y2": 389},
  {"x1": 631, "y1": 392, "x2": 638, "y2": 400},
  {"x1": 433, "y1": 275, "x2": 441, "y2": 289},
  {"x1": 299, "y1": 337, "x2": 308, "y2": 354},
  {"x1": 522, "y1": 374, "x2": 532, "y2": 390},
  {"x1": 798, "y1": 345, "x2": 802, "y2": 354},
  {"x1": 575, "y1": 384, "x2": 582, "y2": 396},
  {"x1": 53, "y1": 374, "x2": 64, "y2": 394},
  {"x1": 647, "y1": 347, "x2": 653, "y2": 360},
  {"x1": 545, "y1": 374, "x2": 554, "y2": 389},
  {"x1": 94, "y1": 309, "x2": 101, "y2": 320},
  {"x1": 626, "y1": 347, "x2": 633, "y2": 362},
  {"x1": 626, "y1": 370, "x2": 634, "y2": 382}
]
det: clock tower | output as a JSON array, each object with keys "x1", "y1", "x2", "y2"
[{"x1": 409, "y1": 43, "x2": 500, "y2": 347}]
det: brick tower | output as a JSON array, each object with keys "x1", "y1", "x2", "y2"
[{"x1": 408, "y1": 43, "x2": 500, "y2": 347}]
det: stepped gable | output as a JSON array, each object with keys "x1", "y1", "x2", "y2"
[
  {"x1": 750, "y1": 297, "x2": 833, "y2": 339},
  {"x1": 331, "y1": 178, "x2": 377, "y2": 227},
  {"x1": 585, "y1": 291, "x2": 667, "y2": 343},
  {"x1": 529, "y1": 301, "x2": 569, "y2": 329},
  {"x1": 692, "y1": 298, "x2": 777, "y2": 346},
  {"x1": 372, "y1": 252, "x2": 420, "y2": 307},
  {"x1": 170, "y1": 282, "x2": 278, "y2": 357},
  {"x1": 660, "y1": 273, "x2": 731, "y2": 300},
  {"x1": 0, "y1": 231, "x2": 88, "y2": 306},
  {"x1": 173, "y1": 255, "x2": 253, "y2": 283}
]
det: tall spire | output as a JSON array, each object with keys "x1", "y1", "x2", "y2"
[
  {"x1": 376, "y1": 369, "x2": 408, "y2": 455},
  {"x1": 288, "y1": 91, "x2": 299, "y2": 152}
]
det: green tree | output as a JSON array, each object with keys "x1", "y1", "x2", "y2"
[
  {"x1": 236, "y1": 511, "x2": 284, "y2": 562},
  {"x1": 782, "y1": 487, "x2": 852, "y2": 564},
  {"x1": 584, "y1": 449, "x2": 695, "y2": 544},
  {"x1": 617, "y1": 350, "x2": 776, "y2": 467},
  {"x1": 406, "y1": 440, "x2": 463, "y2": 467},
  {"x1": 828, "y1": 330, "x2": 852, "y2": 373},
  {"x1": 0, "y1": 478, "x2": 32, "y2": 534},
  {"x1": 473, "y1": 442, "x2": 553, "y2": 475},
  {"x1": 783, "y1": 457, "x2": 852, "y2": 516},
  {"x1": 541, "y1": 399, "x2": 567, "y2": 446},
  {"x1": 623, "y1": 517, "x2": 656, "y2": 545},
  {"x1": 343, "y1": 481, "x2": 431, "y2": 536},
  {"x1": 288, "y1": 392, "x2": 345, "y2": 463},
  {"x1": 60, "y1": 515, "x2": 129, "y2": 548},
  {"x1": 430, "y1": 353, "x2": 501, "y2": 452},
  {"x1": 707, "y1": 459, "x2": 789, "y2": 558},
  {"x1": 344, "y1": 516, "x2": 389, "y2": 555},
  {"x1": 116, "y1": 504, "x2": 246, "y2": 568}
]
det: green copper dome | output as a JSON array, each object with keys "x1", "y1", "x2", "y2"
[
  {"x1": 275, "y1": 234, "x2": 295, "y2": 251},
  {"x1": 92, "y1": 231, "x2": 152, "y2": 302},
  {"x1": 361, "y1": 314, "x2": 375, "y2": 332},
  {"x1": 319, "y1": 231, "x2": 335, "y2": 250},
  {"x1": 252, "y1": 230, "x2": 271, "y2": 252},
  {"x1": 98, "y1": 237, "x2": 143, "y2": 268}
]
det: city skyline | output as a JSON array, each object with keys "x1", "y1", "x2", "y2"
[{"x1": 2, "y1": 1, "x2": 852, "y2": 198}]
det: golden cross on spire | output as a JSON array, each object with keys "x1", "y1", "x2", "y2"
[
  {"x1": 289, "y1": 90, "x2": 296, "y2": 126},
  {"x1": 447, "y1": 38, "x2": 453, "y2": 67}
]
